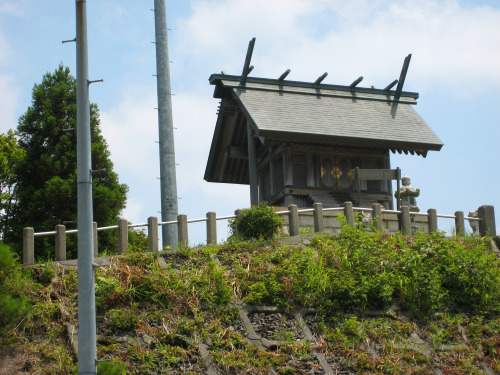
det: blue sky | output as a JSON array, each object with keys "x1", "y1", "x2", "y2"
[{"x1": 1, "y1": 0, "x2": 499, "y2": 243}]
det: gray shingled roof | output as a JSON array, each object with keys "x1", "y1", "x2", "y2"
[{"x1": 214, "y1": 76, "x2": 443, "y2": 153}]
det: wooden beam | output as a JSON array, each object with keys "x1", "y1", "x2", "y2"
[
  {"x1": 350, "y1": 76, "x2": 363, "y2": 88},
  {"x1": 240, "y1": 37, "x2": 256, "y2": 85},
  {"x1": 314, "y1": 72, "x2": 328, "y2": 85},
  {"x1": 278, "y1": 69, "x2": 291, "y2": 81},
  {"x1": 384, "y1": 79, "x2": 398, "y2": 91},
  {"x1": 226, "y1": 146, "x2": 248, "y2": 159},
  {"x1": 394, "y1": 54, "x2": 412, "y2": 102}
]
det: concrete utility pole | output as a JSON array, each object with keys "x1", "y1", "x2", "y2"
[
  {"x1": 75, "y1": 0, "x2": 97, "y2": 373},
  {"x1": 154, "y1": 0, "x2": 179, "y2": 250}
]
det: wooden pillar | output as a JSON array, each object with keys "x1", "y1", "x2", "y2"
[
  {"x1": 427, "y1": 208, "x2": 438, "y2": 233},
  {"x1": 306, "y1": 153, "x2": 315, "y2": 188},
  {"x1": 372, "y1": 203, "x2": 383, "y2": 232},
  {"x1": 206, "y1": 211, "x2": 217, "y2": 245},
  {"x1": 400, "y1": 206, "x2": 411, "y2": 234},
  {"x1": 454, "y1": 211, "x2": 465, "y2": 236},
  {"x1": 55, "y1": 224, "x2": 66, "y2": 261},
  {"x1": 283, "y1": 149, "x2": 293, "y2": 186},
  {"x1": 148, "y1": 216, "x2": 159, "y2": 252},
  {"x1": 269, "y1": 161, "x2": 275, "y2": 196},
  {"x1": 23, "y1": 227, "x2": 34, "y2": 265},
  {"x1": 118, "y1": 218, "x2": 128, "y2": 254},
  {"x1": 343, "y1": 201, "x2": 354, "y2": 226},
  {"x1": 313, "y1": 202, "x2": 323, "y2": 232},
  {"x1": 288, "y1": 204, "x2": 299, "y2": 236},
  {"x1": 177, "y1": 214, "x2": 188, "y2": 247},
  {"x1": 478, "y1": 205, "x2": 496, "y2": 236},
  {"x1": 247, "y1": 123, "x2": 258, "y2": 206}
]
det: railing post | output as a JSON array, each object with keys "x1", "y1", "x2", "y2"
[
  {"x1": 400, "y1": 206, "x2": 411, "y2": 234},
  {"x1": 427, "y1": 208, "x2": 438, "y2": 233},
  {"x1": 343, "y1": 201, "x2": 354, "y2": 226},
  {"x1": 93, "y1": 222, "x2": 98, "y2": 258},
  {"x1": 23, "y1": 227, "x2": 34, "y2": 265},
  {"x1": 288, "y1": 204, "x2": 299, "y2": 236},
  {"x1": 372, "y1": 203, "x2": 383, "y2": 232},
  {"x1": 478, "y1": 205, "x2": 496, "y2": 236},
  {"x1": 118, "y1": 218, "x2": 128, "y2": 254},
  {"x1": 177, "y1": 214, "x2": 188, "y2": 247},
  {"x1": 313, "y1": 202, "x2": 323, "y2": 232},
  {"x1": 55, "y1": 224, "x2": 66, "y2": 261},
  {"x1": 454, "y1": 211, "x2": 465, "y2": 236},
  {"x1": 206, "y1": 211, "x2": 217, "y2": 245},
  {"x1": 148, "y1": 216, "x2": 159, "y2": 252}
]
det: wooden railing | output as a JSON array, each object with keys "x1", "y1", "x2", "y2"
[{"x1": 22, "y1": 203, "x2": 496, "y2": 264}]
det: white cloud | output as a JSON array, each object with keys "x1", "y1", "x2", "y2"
[
  {"x1": 0, "y1": 0, "x2": 25, "y2": 16},
  {"x1": 0, "y1": 75, "x2": 19, "y2": 133},
  {"x1": 175, "y1": 0, "x2": 500, "y2": 95}
]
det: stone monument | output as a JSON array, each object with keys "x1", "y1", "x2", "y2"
[{"x1": 395, "y1": 174, "x2": 420, "y2": 212}]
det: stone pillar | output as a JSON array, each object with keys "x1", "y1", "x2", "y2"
[
  {"x1": 55, "y1": 224, "x2": 66, "y2": 261},
  {"x1": 454, "y1": 211, "x2": 465, "y2": 236},
  {"x1": 23, "y1": 227, "x2": 34, "y2": 265},
  {"x1": 478, "y1": 205, "x2": 496, "y2": 236},
  {"x1": 93, "y1": 222, "x2": 98, "y2": 258},
  {"x1": 206, "y1": 211, "x2": 217, "y2": 245},
  {"x1": 288, "y1": 204, "x2": 299, "y2": 236},
  {"x1": 148, "y1": 216, "x2": 159, "y2": 252},
  {"x1": 427, "y1": 208, "x2": 438, "y2": 233},
  {"x1": 400, "y1": 206, "x2": 411, "y2": 234},
  {"x1": 177, "y1": 214, "x2": 188, "y2": 247},
  {"x1": 343, "y1": 201, "x2": 354, "y2": 226},
  {"x1": 118, "y1": 218, "x2": 128, "y2": 254},
  {"x1": 313, "y1": 202, "x2": 323, "y2": 233},
  {"x1": 372, "y1": 203, "x2": 383, "y2": 232}
]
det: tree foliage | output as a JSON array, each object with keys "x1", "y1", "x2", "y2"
[
  {"x1": 0, "y1": 130, "x2": 24, "y2": 239},
  {"x1": 6, "y1": 65, "x2": 128, "y2": 258}
]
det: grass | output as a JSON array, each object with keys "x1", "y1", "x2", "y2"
[{"x1": 0, "y1": 223, "x2": 499, "y2": 374}]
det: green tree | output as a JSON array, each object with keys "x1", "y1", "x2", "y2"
[
  {"x1": 0, "y1": 130, "x2": 25, "y2": 239},
  {"x1": 6, "y1": 65, "x2": 128, "y2": 258}
]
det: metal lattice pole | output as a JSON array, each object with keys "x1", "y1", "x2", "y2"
[
  {"x1": 154, "y1": 0, "x2": 179, "y2": 250},
  {"x1": 76, "y1": 1, "x2": 97, "y2": 373}
]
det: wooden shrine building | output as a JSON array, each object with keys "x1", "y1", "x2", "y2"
[{"x1": 204, "y1": 39, "x2": 443, "y2": 209}]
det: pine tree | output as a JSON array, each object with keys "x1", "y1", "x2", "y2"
[{"x1": 6, "y1": 65, "x2": 128, "y2": 258}]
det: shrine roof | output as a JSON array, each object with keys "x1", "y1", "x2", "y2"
[{"x1": 209, "y1": 74, "x2": 443, "y2": 154}]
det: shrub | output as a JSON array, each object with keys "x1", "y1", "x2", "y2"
[
  {"x1": 229, "y1": 202, "x2": 283, "y2": 240},
  {"x1": 0, "y1": 243, "x2": 31, "y2": 335}
]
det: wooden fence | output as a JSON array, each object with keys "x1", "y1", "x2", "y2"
[{"x1": 22, "y1": 203, "x2": 496, "y2": 264}]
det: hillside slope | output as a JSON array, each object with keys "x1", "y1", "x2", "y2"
[{"x1": 1, "y1": 227, "x2": 499, "y2": 374}]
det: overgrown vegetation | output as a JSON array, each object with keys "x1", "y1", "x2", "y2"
[
  {"x1": 1, "y1": 220, "x2": 499, "y2": 374},
  {"x1": 0, "y1": 243, "x2": 31, "y2": 335}
]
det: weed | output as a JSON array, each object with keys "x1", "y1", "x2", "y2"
[{"x1": 105, "y1": 308, "x2": 138, "y2": 332}]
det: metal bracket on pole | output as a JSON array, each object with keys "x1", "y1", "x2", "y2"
[
  {"x1": 87, "y1": 79, "x2": 103, "y2": 85},
  {"x1": 62, "y1": 38, "x2": 76, "y2": 44}
]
